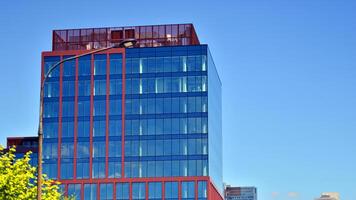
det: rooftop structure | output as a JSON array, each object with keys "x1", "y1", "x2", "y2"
[{"x1": 53, "y1": 23, "x2": 200, "y2": 51}]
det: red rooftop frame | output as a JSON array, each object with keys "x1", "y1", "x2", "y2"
[{"x1": 52, "y1": 23, "x2": 200, "y2": 51}]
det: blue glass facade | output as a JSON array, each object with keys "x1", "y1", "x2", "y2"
[{"x1": 41, "y1": 44, "x2": 221, "y2": 199}]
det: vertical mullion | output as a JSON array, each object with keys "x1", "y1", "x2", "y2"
[
  {"x1": 105, "y1": 53, "x2": 110, "y2": 178},
  {"x1": 89, "y1": 54, "x2": 94, "y2": 180},
  {"x1": 57, "y1": 57, "x2": 63, "y2": 180},
  {"x1": 73, "y1": 57, "x2": 78, "y2": 179},
  {"x1": 162, "y1": 181, "x2": 165, "y2": 200},
  {"x1": 113, "y1": 181, "x2": 117, "y2": 200},
  {"x1": 178, "y1": 181, "x2": 182, "y2": 200},
  {"x1": 145, "y1": 181, "x2": 148, "y2": 200},
  {"x1": 129, "y1": 181, "x2": 132, "y2": 200},
  {"x1": 121, "y1": 50, "x2": 126, "y2": 177}
]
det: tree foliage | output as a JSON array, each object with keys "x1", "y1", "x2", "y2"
[{"x1": 0, "y1": 145, "x2": 63, "y2": 200}]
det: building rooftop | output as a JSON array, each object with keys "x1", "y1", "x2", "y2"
[{"x1": 52, "y1": 23, "x2": 200, "y2": 51}]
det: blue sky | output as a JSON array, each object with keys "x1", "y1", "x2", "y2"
[{"x1": 0, "y1": 0, "x2": 355, "y2": 199}]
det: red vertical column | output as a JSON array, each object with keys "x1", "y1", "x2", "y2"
[
  {"x1": 178, "y1": 181, "x2": 182, "y2": 200},
  {"x1": 121, "y1": 50, "x2": 126, "y2": 177},
  {"x1": 145, "y1": 181, "x2": 148, "y2": 200},
  {"x1": 89, "y1": 54, "x2": 94, "y2": 180},
  {"x1": 105, "y1": 53, "x2": 110, "y2": 178},
  {"x1": 57, "y1": 57, "x2": 63, "y2": 180},
  {"x1": 73, "y1": 57, "x2": 79, "y2": 179},
  {"x1": 113, "y1": 181, "x2": 117, "y2": 200},
  {"x1": 129, "y1": 180, "x2": 132, "y2": 200}
]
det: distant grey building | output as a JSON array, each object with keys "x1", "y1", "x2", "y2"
[
  {"x1": 315, "y1": 192, "x2": 340, "y2": 200},
  {"x1": 225, "y1": 186, "x2": 257, "y2": 200}
]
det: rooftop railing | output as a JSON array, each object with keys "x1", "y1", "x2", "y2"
[{"x1": 53, "y1": 24, "x2": 200, "y2": 51}]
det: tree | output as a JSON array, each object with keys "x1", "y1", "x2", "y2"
[{"x1": 0, "y1": 145, "x2": 62, "y2": 200}]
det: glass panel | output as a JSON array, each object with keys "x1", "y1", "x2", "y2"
[
  {"x1": 148, "y1": 182, "x2": 162, "y2": 200},
  {"x1": 165, "y1": 182, "x2": 178, "y2": 199},
  {"x1": 100, "y1": 183, "x2": 113, "y2": 200},
  {"x1": 94, "y1": 54, "x2": 107, "y2": 75},
  {"x1": 132, "y1": 182, "x2": 146, "y2": 200},
  {"x1": 116, "y1": 183, "x2": 129, "y2": 200},
  {"x1": 84, "y1": 184, "x2": 97, "y2": 200},
  {"x1": 198, "y1": 181, "x2": 207, "y2": 198},
  {"x1": 68, "y1": 184, "x2": 81, "y2": 200},
  {"x1": 182, "y1": 181, "x2": 195, "y2": 199}
]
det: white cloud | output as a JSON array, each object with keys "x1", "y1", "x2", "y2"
[
  {"x1": 287, "y1": 192, "x2": 300, "y2": 198},
  {"x1": 271, "y1": 192, "x2": 280, "y2": 198}
]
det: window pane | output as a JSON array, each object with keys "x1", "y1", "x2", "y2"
[
  {"x1": 94, "y1": 54, "x2": 107, "y2": 75},
  {"x1": 132, "y1": 182, "x2": 145, "y2": 200},
  {"x1": 182, "y1": 181, "x2": 195, "y2": 199},
  {"x1": 84, "y1": 184, "x2": 97, "y2": 200},
  {"x1": 198, "y1": 181, "x2": 207, "y2": 198},
  {"x1": 116, "y1": 183, "x2": 129, "y2": 200},
  {"x1": 110, "y1": 54, "x2": 122, "y2": 74},
  {"x1": 165, "y1": 182, "x2": 178, "y2": 199}
]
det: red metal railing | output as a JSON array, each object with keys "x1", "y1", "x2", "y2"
[{"x1": 53, "y1": 24, "x2": 200, "y2": 51}]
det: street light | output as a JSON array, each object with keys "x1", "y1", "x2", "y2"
[{"x1": 37, "y1": 39, "x2": 137, "y2": 200}]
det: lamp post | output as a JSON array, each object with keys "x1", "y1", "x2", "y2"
[{"x1": 37, "y1": 39, "x2": 137, "y2": 200}]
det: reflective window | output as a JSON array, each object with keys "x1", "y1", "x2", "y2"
[
  {"x1": 109, "y1": 141, "x2": 122, "y2": 157},
  {"x1": 63, "y1": 57, "x2": 76, "y2": 77},
  {"x1": 68, "y1": 184, "x2": 81, "y2": 200},
  {"x1": 61, "y1": 162, "x2": 73, "y2": 179},
  {"x1": 93, "y1": 120, "x2": 106, "y2": 136},
  {"x1": 148, "y1": 182, "x2": 162, "y2": 200},
  {"x1": 109, "y1": 119, "x2": 122, "y2": 136},
  {"x1": 92, "y1": 162, "x2": 105, "y2": 178},
  {"x1": 44, "y1": 82, "x2": 59, "y2": 97},
  {"x1": 76, "y1": 162, "x2": 89, "y2": 179},
  {"x1": 43, "y1": 142, "x2": 57, "y2": 159},
  {"x1": 110, "y1": 79, "x2": 122, "y2": 95},
  {"x1": 116, "y1": 183, "x2": 129, "y2": 200},
  {"x1": 94, "y1": 54, "x2": 107, "y2": 75},
  {"x1": 94, "y1": 80, "x2": 106, "y2": 95},
  {"x1": 165, "y1": 182, "x2": 178, "y2": 199},
  {"x1": 198, "y1": 181, "x2": 207, "y2": 199},
  {"x1": 62, "y1": 81, "x2": 75, "y2": 96},
  {"x1": 78, "y1": 55, "x2": 91, "y2": 76},
  {"x1": 78, "y1": 80, "x2": 91, "y2": 96},
  {"x1": 182, "y1": 181, "x2": 195, "y2": 199},
  {"x1": 108, "y1": 161, "x2": 121, "y2": 178},
  {"x1": 100, "y1": 183, "x2": 113, "y2": 200},
  {"x1": 110, "y1": 99, "x2": 122, "y2": 115},
  {"x1": 62, "y1": 121, "x2": 74, "y2": 138},
  {"x1": 43, "y1": 102, "x2": 58, "y2": 118},
  {"x1": 93, "y1": 141, "x2": 106, "y2": 158},
  {"x1": 43, "y1": 122, "x2": 58, "y2": 138},
  {"x1": 84, "y1": 184, "x2": 97, "y2": 200},
  {"x1": 44, "y1": 56, "x2": 60, "y2": 77},
  {"x1": 61, "y1": 142, "x2": 74, "y2": 158},
  {"x1": 43, "y1": 163, "x2": 57, "y2": 179},
  {"x1": 109, "y1": 54, "x2": 122, "y2": 75},
  {"x1": 62, "y1": 101, "x2": 75, "y2": 117},
  {"x1": 132, "y1": 182, "x2": 145, "y2": 200},
  {"x1": 78, "y1": 100, "x2": 90, "y2": 116},
  {"x1": 77, "y1": 142, "x2": 90, "y2": 158},
  {"x1": 94, "y1": 100, "x2": 106, "y2": 116}
]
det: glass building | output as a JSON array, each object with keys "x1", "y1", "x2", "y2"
[
  {"x1": 224, "y1": 187, "x2": 257, "y2": 200},
  {"x1": 41, "y1": 24, "x2": 222, "y2": 200},
  {"x1": 6, "y1": 137, "x2": 39, "y2": 167}
]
